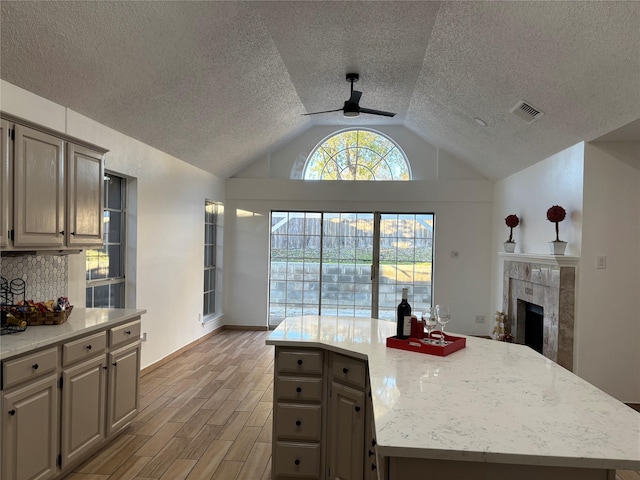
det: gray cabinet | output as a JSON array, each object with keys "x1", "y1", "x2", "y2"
[
  {"x1": 13, "y1": 124, "x2": 66, "y2": 248},
  {"x1": 66, "y1": 143, "x2": 104, "y2": 247},
  {"x1": 327, "y1": 353, "x2": 367, "y2": 480},
  {"x1": 0, "y1": 114, "x2": 107, "y2": 251},
  {"x1": 0, "y1": 317, "x2": 141, "y2": 480},
  {"x1": 107, "y1": 341, "x2": 140, "y2": 436},
  {"x1": 271, "y1": 347, "x2": 374, "y2": 480},
  {"x1": 1, "y1": 119, "x2": 11, "y2": 248},
  {"x1": 272, "y1": 347, "x2": 325, "y2": 479},
  {"x1": 1, "y1": 347, "x2": 59, "y2": 480}
]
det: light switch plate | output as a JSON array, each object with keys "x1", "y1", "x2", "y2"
[{"x1": 596, "y1": 255, "x2": 606, "y2": 269}]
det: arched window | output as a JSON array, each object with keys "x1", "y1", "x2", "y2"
[{"x1": 303, "y1": 129, "x2": 410, "y2": 180}]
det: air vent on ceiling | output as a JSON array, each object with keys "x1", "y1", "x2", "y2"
[{"x1": 510, "y1": 100, "x2": 544, "y2": 124}]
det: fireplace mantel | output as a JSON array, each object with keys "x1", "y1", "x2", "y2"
[
  {"x1": 499, "y1": 252, "x2": 579, "y2": 267},
  {"x1": 502, "y1": 254, "x2": 577, "y2": 370}
]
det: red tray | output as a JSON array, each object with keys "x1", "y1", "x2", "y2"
[{"x1": 386, "y1": 331, "x2": 466, "y2": 356}]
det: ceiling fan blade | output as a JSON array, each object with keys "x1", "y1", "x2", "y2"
[
  {"x1": 359, "y1": 107, "x2": 396, "y2": 117},
  {"x1": 302, "y1": 108, "x2": 344, "y2": 116},
  {"x1": 348, "y1": 90, "x2": 362, "y2": 105}
]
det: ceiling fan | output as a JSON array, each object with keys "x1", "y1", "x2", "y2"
[{"x1": 303, "y1": 73, "x2": 396, "y2": 118}]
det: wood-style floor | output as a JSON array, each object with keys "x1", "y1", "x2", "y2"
[{"x1": 64, "y1": 328, "x2": 639, "y2": 480}]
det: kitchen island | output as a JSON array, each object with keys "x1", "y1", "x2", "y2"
[{"x1": 267, "y1": 315, "x2": 640, "y2": 480}]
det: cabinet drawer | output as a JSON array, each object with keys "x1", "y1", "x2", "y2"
[
  {"x1": 274, "y1": 441, "x2": 320, "y2": 479},
  {"x1": 275, "y1": 403, "x2": 322, "y2": 441},
  {"x1": 63, "y1": 330, "x2": 107, "y2": 366},
  {"x1": 278, "y1": 349, "x2": 323, "y2": 375},
  {"x1": 276, "y1": 375, "x2": 323, "y2": 402},
  {"x1": 2, "y1": 347, "x2": 58, "y2": 389},
  {"x1": 331, "y1": 353, "x2": 367, "y2": 389},
  {"x1": 110, "y1": 320, "x2": 141, "y2": 348}
]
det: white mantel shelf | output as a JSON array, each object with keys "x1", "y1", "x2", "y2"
[{"x1": 499, "y1": 252, "x2": 579, "y2": 267}]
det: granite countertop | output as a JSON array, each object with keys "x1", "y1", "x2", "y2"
[
  {"x1": 267, "y1": 315, "x2": 640, "y2": 471},
  {"x1": 0, "y1": 307, "x2": 147, "y2": 360}
]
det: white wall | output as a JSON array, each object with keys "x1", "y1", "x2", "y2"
[
  {"x1": 235, "y1": 125, "x2": 486, "y2": 182},
  {"x1": 578, "y1": 142, "x2": 640, "y2": 402},
  {"x1": 491, "y1": 143, "x2": 585, "y2": 314},
  {"x1": 491, "y1": 140, "x2": 640, "y2": 402},
  {"x1": 1, "y1": 81, "x2": 226, "y2": 370},
  {"x1": 225, "y1": 124, "x2": 494, "y2": 336}
]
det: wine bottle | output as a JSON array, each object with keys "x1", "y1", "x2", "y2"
[{"x1": 396, "y1": 288, "x2": 412, "y2": 339}]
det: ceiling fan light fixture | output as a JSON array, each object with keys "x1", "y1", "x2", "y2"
[{"x1": 344, "y1": 110, "x2": 360, "y2": 118}]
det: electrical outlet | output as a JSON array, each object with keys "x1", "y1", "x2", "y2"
[
  {"x1": 141, "y1": 332, "x2": 147, "y2": 342},
  {"x1": 475, "y1": 315, "x2": 485, "y2": 324}
]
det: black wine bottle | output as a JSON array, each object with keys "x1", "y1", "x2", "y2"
[{"x1": 396, "y1": 287, "x2": 412, "y2": 339}]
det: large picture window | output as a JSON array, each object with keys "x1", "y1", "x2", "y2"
[{"x1": 269, "y1": 211, "x2": 433, "y2": 326}]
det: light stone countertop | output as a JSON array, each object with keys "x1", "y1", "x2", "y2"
[
  {"x1": 267, "y1": 315, "x2": 640, "y2": 471},
  {"x1": 0, "y1": 308, "x2": 147, "y2": 360}
]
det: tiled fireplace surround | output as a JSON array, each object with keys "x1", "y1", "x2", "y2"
[{"x1": 501, "y1": 253, "x2": 578, "y2": 371}]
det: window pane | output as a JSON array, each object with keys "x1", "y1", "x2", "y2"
[
  {"x1": 106, "y1": 211, "x2": 122, "y2": 243},
  {"x1": 106, "y1": 175, "x2": 122, "y2": 209},
  {"x1": 108, "y1": 245, "x2": 121, "y2": 277},
  {"x1": 93, "y1": 285, "x2": 110, "y2": 308}
]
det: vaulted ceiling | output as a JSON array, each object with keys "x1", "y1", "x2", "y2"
[{"x1": 1, "y1": 1, "x2": 639, "y2": 180}]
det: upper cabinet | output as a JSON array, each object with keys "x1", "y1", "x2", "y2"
[
  {"x1": 0, "y1": 120, "x2": 11, "y2": 248},
  {"x1": 66, "y1": 144, "x2": 104, "y2": 247},
  {"x1": 1, "y1": 113, "x2": 107, "y2": 252},
  {"x1": 13, "y1": 124, "x2": 66, "y2": 248}
]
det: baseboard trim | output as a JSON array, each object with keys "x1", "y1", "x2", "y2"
[
  {"x1": 627, "y1": 403, "x2": 640, "y2": 413},
  {"x1": 224, "y1": 324, "x2": 269, "y2": 331}
]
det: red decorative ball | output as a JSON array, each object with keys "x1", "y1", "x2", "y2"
[
  {"x1": 505, "y1": 214, "x2": 519, "y2": 228},
  {"x1": 546, "y1": 205, "x2": 566, "y2": 223}
]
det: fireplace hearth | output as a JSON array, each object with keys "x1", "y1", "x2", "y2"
[{"x1": 501, "y1": 253, "x2": 578, "y2": 370}]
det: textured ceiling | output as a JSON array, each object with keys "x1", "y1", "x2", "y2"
[{"x1": 1, "y1": 1, "x2": 639, "y2": 180}]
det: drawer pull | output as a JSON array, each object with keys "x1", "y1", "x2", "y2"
[
  {"x1": 342, "y1": 367, "x2": 349, "y2": 374},
  {"x1": 372, "y1": 439, "x2": 376, "y2": 446},
  {"x1": 112, "y1": 362, "x2": 117, "y2": 367},
  {"x1": 354, "y1": 405, "x2": 361, "y2": 412},
  {"x1": 295, "y1": 420, "x2": 302, "y2": 426},
  {"x1": 371, "y1": 464, "x2": 377, "y2": 471},
  {"x1": 294, "y1": 459, "x2": 300, "y2": 466},
  {"x1": 125, "y1": 330, "x2": 131, "y2": 335},
  {"x1": 297, "y1": 359, "x2": 303, "y2": 365},
  {"x1": 32, "y1": 363, "x2": 39, "y2": 370},
  {"x1": 8, "y1": 409, "x2": 16, "y2": 416},
  {"x1": 296, "y1": 387, "x2": 302, "y2": 393},
  {"x1": 369, "y1": 449, "x2": 375, "y2": 457},
  {"x1": 86, "y1": 345, "x2": 92, "y2": 350}
]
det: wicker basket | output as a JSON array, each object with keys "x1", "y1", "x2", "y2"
[{"x1": 12, "y1": 305, "x2": 74, "y2": 326}]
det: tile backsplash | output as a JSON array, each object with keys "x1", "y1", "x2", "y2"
[{"x1": 1, "y1": 255, "x2": 69, "y2": 302}]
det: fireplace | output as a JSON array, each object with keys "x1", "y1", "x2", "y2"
[
  {"x1": 517, "y1": 300, "x2": 543, "y2": 354},
  {"x1": 501, "y1": 253, "x2": 578, "y2": 370}
]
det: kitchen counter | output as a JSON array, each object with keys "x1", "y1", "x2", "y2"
[
  {"x1": 0, "y1": 307, "x2": 147, "y2": 360},
  {"x1": 267, "y1": 315, "x2": 640, "y2": 472}
]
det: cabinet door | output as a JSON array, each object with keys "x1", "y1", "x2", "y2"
[
  {"x1": 327, "y1": 381, "x2": 365, "y2": 480},
  {"x1": 13, "y1": 125, "x2": 65, "y2": 248},
  {"x1": 61, "y1": 355, "x2": 107, "y2": 467},
  {"x1": 2, "y1": 374, "x2": 59, "y2": 480},
  {"x1": 107, "y1": 342, "x2": 140, "y2": 436},
  {"x1": 0, "y1": 120, "x2": 11, "y2": 247},
  {"x1": 66, "y1": 143, "x2": 104, "y2": 246}
]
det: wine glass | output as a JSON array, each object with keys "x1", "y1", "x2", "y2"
[
  {"x1": 422, "y1": 307, "x2": 437, "y2": 344},
  {"x1": 435, "y1": 304, "x2": 451, "y2": 345}
]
